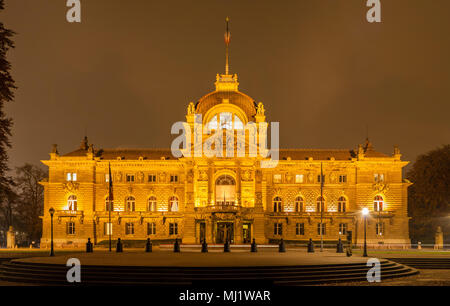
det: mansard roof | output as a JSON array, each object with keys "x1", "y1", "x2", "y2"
[{"x1": 62, "y1": 147, "x2": 388, "y2": 161}]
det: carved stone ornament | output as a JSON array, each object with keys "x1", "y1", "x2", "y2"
[
  {"x1": 116, "y1": 172, "x2": 122, "y2": 182},
  {"x1": 330, "y1": 173, "x2": 336, "y2": 183},
  {"x1": 138, "y1": 172, "x2": 144, "y2": 183},
  {"x1": 63, "y1": 181, "x2": 79, "y2": 192},
  {"x1": 372, "y1": 183, "x2": 390, "y2": 193},
  {"x1": 199, "y1": 171, "x2": 208, "y2": 181},
  {"x1": 286, "y1": 173, "x2": 293, "y2": 183}
]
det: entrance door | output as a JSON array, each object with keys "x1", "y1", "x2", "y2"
[
  {"x1": 243, "y1": 223, "x2": 251, "y2": 243},
  {"x1": 216, "y1": 222, "x2": 234, "y2": 244}
]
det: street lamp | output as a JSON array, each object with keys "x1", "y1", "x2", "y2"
[
  {"x1": 362, "y1": 207, "x2": 369, "y2": 257},
  {"x1": 49, "y1": 207, "x2": 55, "y2": 256}
]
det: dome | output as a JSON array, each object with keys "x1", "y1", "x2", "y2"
[{"x1": 195, "y1": 73, "x2": 257, "y2": 122}]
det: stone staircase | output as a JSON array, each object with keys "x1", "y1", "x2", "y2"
[
  {"x1": 385, "y1": 258, "x2": 450, "y2": 269},
  {"x1": 0, "y1": 259, "x2": 418, "y2": 286}
]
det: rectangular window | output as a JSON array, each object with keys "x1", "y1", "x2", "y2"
[
  {"x1": 148, "y1": 174, "x2": 156, "y2": 182},
  {"x1": 147, "y1": 222, "x2": 156, "y2": 235},
  {"x1": 274, "y1": 223, "x2": 283, "y2": 235},
  {"x1": 170, "y1": 175, "x2": 178, "y2": 183},
  {"x1": 66, "y1": 222, "x2": 75, "y2": 235},
  {"x1": 376, "y1": 222, "x2": 384, "y2": 236},
  {"x1": 317, "y1": 223, "x2": 326, "y2": 235},
  {"x1": 104, "y1": 222, "x2": 113, "y2": 235},
  {"x1": 374, "y1": 173, "x2": 385, "y2": 182},
  {"x1": 273, "y1": 174, "x2": 282, "y2": 183},
  {"x1": 125, "y1": 222, "x2": 134, "y2": 235},
  {"x1": 339, "y1": 223, "x2": 348, "y2": 235},
  {"x1": 66, "y1": 172, "x2": 77, "y2": 181},
  {"x1": 126, "y1": 174, "x2": 135, "y2": 182},
  {"x1": 169, "y1": 223, "x2": 178, "y2": 235},
  {"x1": 317, "y1": 174, "x2": 325, "y2": 183},
  {"x1": 339, "y1": 175, "x2": 347, "y2": 183},
  {"x1": 295, "y1": 174, "x2": 304, "y2": 183},
  {"x1": 296, "y1": 223, "x2": 305, "y2": 235}
]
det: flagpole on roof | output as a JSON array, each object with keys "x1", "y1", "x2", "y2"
[
  {"x1": 224, "y1": 17, "x2": 231, "y2": 75},
  {"x1": 108, "y1": 162, "x2": 113, "y2": 252},
  {"x1": 320, "y1": 162, "x2": 324, "y2": 252}
]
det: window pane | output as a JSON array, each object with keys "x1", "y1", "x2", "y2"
[
  {"x1": 234, "y1": 116, "x2": 243, "y2": 129},
  {"x1": 207, "y1": 115, "x2": 217, "y2": 130},
  {"x1": 219, "y1": 112, "x2": 233, "y2": 130}
]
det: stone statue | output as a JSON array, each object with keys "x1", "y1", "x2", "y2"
[
  {"x1": 7, "y1": 226, "x2": 15, "y2": 249},
  {"x1": 187, "y1": 102, "x2": 195, "y2": 115},
  {"x1": 257, "y1": 102, "x2": 265, "y2": 116},
  {"x1": 434, "y1": 226, "x2": 444, "y2": 250}
]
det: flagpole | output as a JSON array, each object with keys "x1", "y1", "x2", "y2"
[
  {"x1": 108, "y1": 162, "x2": 113, "y2": 252},
  {"x1": 320, "y1": 162, "x2": 324, "y2": 252},
  {"x1": 224, "y1": 17, "x2": 230, "y2": 74}
]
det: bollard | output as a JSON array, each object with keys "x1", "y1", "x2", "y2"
[
  {"x1": 86, "y1": 237, "x2": 93, "y2": 253},
  {"x1": 336, "y1": 238, "x2": 344, "y2": 253},
  {"x1": 224, "y1": 239, "x2": 231, "y2": 252},
  {"x1": 251, "y1": 238, "x2": 257, "y2": 253},
  {"x1": 145, "y1": 238, "x2": 152, "y2": 253},
  {"x1": 307, "y1": 238, "x2": 315, "y2": 253},
  {"x1": 346, "y1": 246, "x2": 352, "y2": 257},
  {"x1": 201, "y1": 239, "x2": 208, "y2": 253},
  {"x1": 279, "y1": 238, "x2": 286, "y2": 253},
  {"x1": 116, "y1": 238, "x2": 123, "y2": 253},
  {"x1": 174, "y1": 238, "x2": 181, "y2": 253}
]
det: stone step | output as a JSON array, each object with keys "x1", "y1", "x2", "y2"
[{"x1": 0, "y1": 260, "x2": 417, "y2": 286}]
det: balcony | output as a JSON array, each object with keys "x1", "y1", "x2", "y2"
[{"x1": 56, "y1": 210, "x2": 83, "y2": 217}]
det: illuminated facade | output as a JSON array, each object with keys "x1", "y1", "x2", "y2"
[{"x1": 40, "y1": 70, "x2": 411, "y2": 248}]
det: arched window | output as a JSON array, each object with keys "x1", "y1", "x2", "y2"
[
  {"x1": 374, "y1": 195, "x2": 384, "y2": 212},
  {"x1": 148, "y1": 196, "x2": 157, "y2": 212},
  {"x1": 295, "y1": 196, "x2": 304, "y2": 212},
  {"x1": 126, "y1": 196, "x2": 135, "y2": 212},
  {"x1": 216, "y1": 175, "x2": 236, "y2": 206},
  {"x1": 273, "y1": 197, "x2": 282, "y2": 212},
  {"x1": 316, "y1": 196, "x2": 326, "y2": 212},
  {"x1": 206, "y1": 112, "x2": 244, "y2": 131},
  {"x1": 169, "y1": 196, "x2": 179, "y2": 212},
  {"x1": 338, "y1": 196, "x2": 346, "y2": 212},
  {"x1": 67, "y1": 195, "x2": 77, "y2": 211},
  {"x1": 105, "y1": 196, "x2": 114, "y2": 212}
]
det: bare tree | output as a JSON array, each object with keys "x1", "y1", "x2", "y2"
[{"x1": 14, "y1": 164, "x2": 46, "y2": 243}]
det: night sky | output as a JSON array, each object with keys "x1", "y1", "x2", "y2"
[{"x1": 2, "y1": 0, "x2": 449, "y2": 169}]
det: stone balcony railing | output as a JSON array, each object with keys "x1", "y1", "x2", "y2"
[{"x1": 56, "y1": 210, "x2": 83, "y2": 217}]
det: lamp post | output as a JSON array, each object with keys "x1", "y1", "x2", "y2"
[
  {"x1": 49, "y1": 207, "x2": 55, "y2": 256},
  {"x1": 362, "y1": 207, "x2": 369, "y2": 257}
]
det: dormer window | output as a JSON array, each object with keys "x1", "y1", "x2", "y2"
[{"x1": 67, "y1": 173, "x2": 77, "y2": 181}]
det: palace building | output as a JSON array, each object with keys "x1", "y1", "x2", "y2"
[{"x1": 40, "y1": 21, "x2": 411, "y2": 248}]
